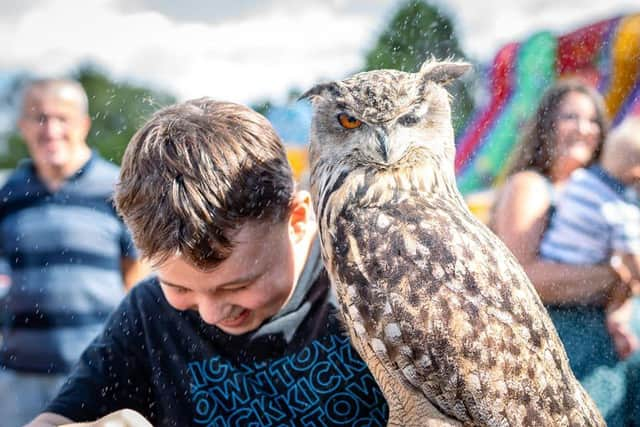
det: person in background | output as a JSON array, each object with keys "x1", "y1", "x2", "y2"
[
  {"x1": 492, "y1": 79, "x2": 640, "y2": 426},
  {"x1": 27, "y1": 98, "x2": 388, "y2": 427},
  {"x1": 0, "y1": 79, "x2": 146, "y2": 426},
  {"x1": 538, "y1": 116, "x2": 640, "y2": 360}
]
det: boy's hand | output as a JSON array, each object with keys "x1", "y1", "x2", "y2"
[
  {"x1": 610, "y1": 253, "x2": 640, "y2": 293},
  {"x1": 606, "y1": 279, "x2": 631, "y2": 313},
  {"x1": 60, "y1": 409, "x2": 152, "y2": 427},
  {"x1": 606, "y1": 299, "x2": 640, "y2": 360}
]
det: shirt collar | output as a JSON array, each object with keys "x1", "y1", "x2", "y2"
[{"x1": 26, "y1": 150, "x2": 97, "y2": 190}]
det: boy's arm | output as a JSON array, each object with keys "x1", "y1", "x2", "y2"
[
  {"x1": 613, "y1": 253, "x2": 640, "y2": 290},
  {"x1": 25, "y1": 412, "x2": 73, "y2": 427},
  {"x1": 606, "y1": 252, "x2": 640, "y2": 360},
  {"x1": 609, "y1": 198, "x2": 640, "y2": 290}
]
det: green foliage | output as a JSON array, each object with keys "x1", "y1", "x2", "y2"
[
  {"x1": 79, "y1": 66, "x2": 176, "y2": 164},
  {"x1": 252, "y1": 87, "x2": 302, "y2": 118},
  {"x1": 364, "y1": 0, "x2": 475, "y2": 135},
  {"x1": 0, "y1": 134, "x2": 29, "y2": 168},
  {"x1": 365, "y1": 0, "x2": 463, "y2": 72},
  {"x1": 0, "y1": 65, "x2": 176, "y2": 168},
  {"x1": 251, "y1": 99, "x2": 273, "y2": 118}
]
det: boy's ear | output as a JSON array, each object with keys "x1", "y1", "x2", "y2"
[{"x1": 289, "y1": 191, "x2": 314, "y2": 243}]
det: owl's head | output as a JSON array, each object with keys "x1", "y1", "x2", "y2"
[{"x1": 301, "y1": 60, "x2": 470, "y2": 176}]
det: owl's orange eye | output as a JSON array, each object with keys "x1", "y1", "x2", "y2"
[{"x1": 337, "y1": 113, "x2": 362, "y2": 129}]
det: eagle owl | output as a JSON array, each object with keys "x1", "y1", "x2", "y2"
[{"x1": 301, "y1": 60, "x2": 605, "y2": 426}]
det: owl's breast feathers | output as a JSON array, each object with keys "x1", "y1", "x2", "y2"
[{"x1": 316, "y1": 171, "x2": 603, "y2": 425}]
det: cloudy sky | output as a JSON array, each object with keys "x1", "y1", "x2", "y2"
[{"x1": 1, "y1": 0, "x2": 638, "y2": 104}]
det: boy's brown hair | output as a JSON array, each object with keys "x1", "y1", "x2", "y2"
[{"x1": 115, "y1": 98, "x2": 294, "y2": 269}]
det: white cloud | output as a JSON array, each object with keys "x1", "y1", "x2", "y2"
[
  {"x1": 0, "y1": 0, "x2": 638, "y2": 104},
  {"x1": 442, "y1": 0, "x2": 640, "y2": 62},
  {"x1": 0, "y1": 0, "x2": 385, "y2": 103}
]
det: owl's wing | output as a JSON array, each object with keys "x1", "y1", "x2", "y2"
[{"x1": 328, "y1": 196, "x2": 600, "y2": 425}]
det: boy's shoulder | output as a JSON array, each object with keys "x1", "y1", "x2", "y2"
[
  {"x1": 563, "y1": 166, "x2": 640, "y2": 225},
  {"x1": 126, "y1": 275, "x2": 168, "y2": 309},
  {"x1": 115, "y1": 275, "x2": 180, "y2": 325},
  {"x1": 564, "y1": 165, "x2": 624, "y2": 202}
]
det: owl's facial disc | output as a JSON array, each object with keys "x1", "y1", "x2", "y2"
[
  {"x1": 336, "y1": 113, "x2": 397, "y2": 165},
  {"x1": 355, "y1": 124, "x2": 413, "y2": 167},
  {"x1": 368, "y1": 107, "x2": 428, "y2": 166}
]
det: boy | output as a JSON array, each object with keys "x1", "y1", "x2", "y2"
[
  {"x1": 540, "y1": 116, "x2": 640, "y2": 359},
  {"x1": 28, "y1": 98, "x2": 388, "y2": 426}
]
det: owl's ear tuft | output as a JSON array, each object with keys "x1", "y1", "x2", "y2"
[
  {"x1": 299, "y1": 82, "x2": 341, "y2": 103},
  {"x1": 419, "y1": 61, "x2": 472, "y2": 85}
]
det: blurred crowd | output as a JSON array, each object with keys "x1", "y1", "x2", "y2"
[{"x1": 491, "y1": 80, "x2": 640, "y2": 424}]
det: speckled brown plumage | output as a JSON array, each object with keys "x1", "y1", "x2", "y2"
[{"x1": 302, "y1": 60, "x2": 605, "y2": 427}]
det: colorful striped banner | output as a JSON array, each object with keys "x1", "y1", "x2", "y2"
[{"x1": 456, "y1": 13, "x2": 640, "y2": 195}]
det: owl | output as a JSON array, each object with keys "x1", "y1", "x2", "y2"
[{"x1": 301, "y1": 60, "x2": 605, "y2": 427}]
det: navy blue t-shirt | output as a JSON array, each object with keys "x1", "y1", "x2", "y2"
[{"x1": 46, "y1": 243, "x2": 388, "y2": 426}]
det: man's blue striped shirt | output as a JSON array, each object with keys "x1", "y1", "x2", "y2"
[{"x1": 0, "y1": 153, "x2": 137, "y2": 373}]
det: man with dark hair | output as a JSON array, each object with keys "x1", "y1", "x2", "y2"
[
  {"x1": 0, "y1": 79, "x2": 146, "y2": 426},
  {"x1": 28, "y1": 98, "x2": 388, "y2": 426}
]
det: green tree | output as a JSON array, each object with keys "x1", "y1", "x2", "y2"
[
  {"x1": 0, "y1": 65, "x2": 176, "y2": 169},
  {"x1": 252, "y1": 87, "x2": 302, "y2": 118},
  {"x1": 251, "y1": 99, "x2": 273, "y2": 118},
  {"x1": 364, "y1": 0, "x2": 475, "y2": 135},
  {"x1": 0, "y1": 74, "x2": 30, "y2": 167},
  {"x1": 77, "y1": 65, "x2": 176, "y2": 164}
]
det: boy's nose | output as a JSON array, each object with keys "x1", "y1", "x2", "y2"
[{"x1": 197, "y1": 298, "x2": 230, "y2": 325}]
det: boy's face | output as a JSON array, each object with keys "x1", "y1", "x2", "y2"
[{"x1": 157, "y1": 195, "x2": 314, "y2": 335}]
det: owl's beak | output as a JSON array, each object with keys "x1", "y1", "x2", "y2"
[{"x1": 375, "y1": 128, "x2": 390, "y2": 163}]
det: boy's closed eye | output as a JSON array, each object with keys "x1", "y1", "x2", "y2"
[{"x1": 220, "y1": 283, "x2": 251, "y2": 292}]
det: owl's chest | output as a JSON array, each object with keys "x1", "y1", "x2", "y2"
[
  {"x1": 323, "y1": 197, "x2": 459, "y2": 278},
  {"x1": 319, "y1": 191, "x2": 514, "y2": 296}
]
